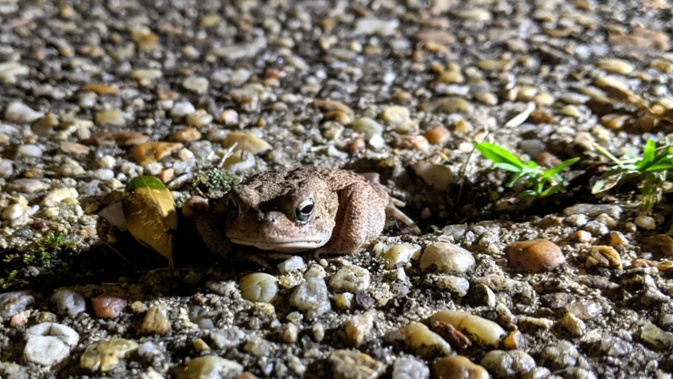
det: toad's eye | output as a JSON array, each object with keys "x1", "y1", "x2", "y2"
[
  {"x1": 295, "y1": 197, "x2": 314, "y2": 223},
  {"x1": 227, "y1": 197, "x2": 239, "y2": 216}
]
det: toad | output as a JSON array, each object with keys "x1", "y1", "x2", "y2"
[{"x1": 196, "y1": 167, "x2": 417, "y2": 258}]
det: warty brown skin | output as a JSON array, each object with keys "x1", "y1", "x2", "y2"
[{"x1": 196, "y1": 167, "x2": 389, "y2": 258}]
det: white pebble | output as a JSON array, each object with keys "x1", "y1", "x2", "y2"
[
  {"x1": 41, "y1": 187, "x2": 78, "y2": 207},
  {"x1": 635, "y1": 215, "x2": 656, "y2": 230},
  {"x1": 420, "y1": 242, "x2": 476, "y2": 274},
  {"x1": 17, "y1": 144, "x2": 43, "y2": 157},
  {"x1": 24, "y1": 323, "x2": 79, "y2": 366},
  {"x1": 239, "y1": 273, "x2": 278, "y2": 303},
  {"x1": 170, "y1": 101, "x2": 196, "y2": 118},
  {"x1": 92, "y1": 168, "x2": 115, "y2": 181},
  {"x1": 98, "y1": 155, "x2": 116, "y2": 169},
  {"x1": 51, "y1": 289, "x2": 86, "y2": 318},
  {"x1": 290, "y1": 277, "x2": 331, "y2": 320},
  {"x1": 4, "y1": 101, "x2": 44, "y2": 123},
  {"x1": 277, "y1": 256, "x2": 306, "y2": 273},
  {"x1": 2, "y1": 203, "x2": 25, "y2": 220},
  {"x1": 329, "y1": 265, "x2": 371, "y2": 293}
]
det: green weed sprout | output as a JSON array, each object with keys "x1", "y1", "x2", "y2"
[
  {"x1": 473, "y1": 141, "x2": 580, "y2": 200},
  {"x1": 593, "y1": 138, "x2": 673, "y2": 212}
]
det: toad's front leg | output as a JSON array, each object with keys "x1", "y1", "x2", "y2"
[
  {"x1": 317, "y1": 181, "x2": 388, "y2": 255},
  {"x1": 196, "y1": 213, "x2": 235, "y2": 258}
]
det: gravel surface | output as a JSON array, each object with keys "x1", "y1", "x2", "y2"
[{"x1": 1, "y1": 0, "x2": 673, "y2": 378}]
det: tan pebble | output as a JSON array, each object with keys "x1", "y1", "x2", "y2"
[
  {"x1": 312, "y1": 99, "x2": 353, "y2": 114},
  {"x1": 412, "y1": 161, "x2": 455, "y2": 191},
  {"x1": 80, "y1": 338, "x2": 138, "y2": 372},
  {"x1": 140, "y1": 305, "x2": 170, "y2": 335},
  {"x1": 219, "y1": 109, "x2": 239, "y2": 125},
  {"x1": 239, "y1": 273, "x2": 278, "y2": 303},
  {"x1": 420, "y1": 241, "x2": 475, "y2": 274},
  {"x1": 433, "y1": 356, "x2": 489, "y2": 379},
  {"x1": 635, "y1": 215, "x2": 656, "y2": 230},
  {"x1": 505, "y1": 239, "x2": 565, "y2": 273},
  {"x1": 430, "y1": 310, "x2": 506, "y2": 348},
  {"x1": 597, "y1": 58, "x2": 635, "y2": 75},
  {"x1": 32, "y1": 114, "x2": 59, "y2": 136},
  {"x1": 200, "y1": 14, "x2": 221, "y2": 28},
  {"x1": 434, "y1": 97, "x2": 473, "y2": 114},
  {"x1": 424, "y1": 125, "x2": 451, "y2": 145},
  {"x1": 502, "y1": 330, "x2": 525, "y2": 350},
  {"x1": 130, "y1": 301, "x2": 147, "y2": 313},
  {"x1": 560, "y1": 104, "x2": 582, "y2": 118},
  {"x1": 474, "y1": 91, "x2": 498, "y2": 105},
  {"x1": 327, "y1": 350, "x2": 384, "y2": 379},
  {"x1": 534, "y1": 92, "x2": 555, "y2": 106},
  {"x1": 394, "y1": 135, "x2": 430, "y2": 153},
  {"x1": 609, "y1": 231, "x2": 628, "y2": 248},
  {"x1": 10, "y1": 309, "x2": 30, "y2": 327},
  {"x1": 324, "y1": 110, "x2": 353, "y2": 124},
  {"x1": 92, "y1": 295, "x2": 127, "y2": 319},
  {"x1": 170, "y1": 127, "x2": 201, "y2": 142},
  {"x1": 571, "y1": 230, "x2": 592, "y2": 243},
  {"x1": 586, "y1": 245, "x2": 622, "y2": 270},
  {"x1": 600, "y1": 113, "x2": 631, "y2": 129},
  {"x1": 35, "y1": 311, "x2": 57, "y2": 323},
  {"x1": 561, "y1": 312, "x2": 586, "y2": 336},
  {"x1": 280, "y1": 323, "x2": 298, "y2": 343},
  {"x1": 380, "y1": 243, "x2": 422, "y2": 269},
  {"x1": 343, "y1": 312, "x2": 374, "y2": 347},
  {"x1": 477, "y1": 59, "x2": 510, "y2": 72},
  {"x1": 438, "y1": 70, "x2": 464, "y2": 84},
  {"x1": 516, "y1": 86, "x2": 537, "y2": 101},
  {"x1": 644, "y1": 235, "x2": 673, "y2": 256},
  {"x1": 192, "y1": 338, "x2": 210, "y2": 352},
  {"x1": 59, "y1": 142, "x2": 90, "y2": 155},
  {"x1": 392, "y1": 90, "x2": 413, "y2": 103},
  {"x1": 158, "y1": 168, "x2": 174, "y2": 183},
  {"x1": 237, "y1": 373, "x2": 258, "y2": 379},
  {"x1": 400, "y1": 321, "x2": 452, "y2": 358},
  {"x1": 90, "y1": 131, "x2": 149, "y2": 146},
  {"x1": 81, "y1": 83, "x2": 119, "y2": 95},
  {"x1": 186, "y1": 109, "x2": 214, "y2": 127},
  {"x1": 95, "y1": 109, "x2": 127, "y2": 126},
  {"x1": 223, "y1": 131, "x2": 271, "y2": 154},
  {"x1": 651, "y1": 58, "x2": 673, "y2": 73},
  {"x1": 454, "y1": 119, "x2": 473, "y2": 133},
  {"x1": 349, "y1": 138, "x2": 366, "y2": 153},
  {"x1": 41, "y1": 187, "x2": 78, "y2": 207},
  {"x1": 133, "y1": 142, "x2": 183, "y2": 165}
]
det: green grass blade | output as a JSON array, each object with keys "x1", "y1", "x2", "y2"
[
  {"x1": 473, "y1": 142, "x2": 525, "y2": 169},
  {"x1": 542, "y1": 157, "x2": 580, "y2": 180}
]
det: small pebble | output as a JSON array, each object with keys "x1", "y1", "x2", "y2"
[
  {"x1": 4, "y1": 101, "x2": 44, "y2": 123},
  {"x1": 289, "y1": 277, "x2": 330, "y2": 319},
  {"x1": 51, "y1": 289, "x2": 86, "y2": 318},
  {"x1": 92, "y1": 295, "x2": 127, "y2": 319},
  {"x1": 480, "y1": 350, "x2": 536, "y2": 378},
  {"x1": 280, "y1": 323, "x2": 298, "y2": 344},
  {"x1": 420, "y1": 242, "x2": 475, "y2": 274},
  {"x1": 343, "y1": 312, "x2": 374, "y2": 347},
  {"x1": 327, "y1": 349, "x2": 385, "y2": 379},
  {"x1": 430, "y1": 310, "x2": 506, "y2": 348},
  {"x1": 634, "y1": 215, "x2": 656, "y2": 230},
  {"x1": 0, "y1": 290, "x2": 35, "y2": 319},
  {"x1": 178, "y1": 356, "x2": 244, "y2": 379},
  {"x1": 434, "y1": 355, "x2": 489, "y2": 379},
  {"x1": 505, "y1": 239, "x2": 565, "y2": 273},
  {"x1": 80, "y1": 338, "x2": 139, "y2": 372},
  {"x1": 392, "y1": 357, "x2": 430, "y2": 379},
  {"x1": 329, "y1": 265, "x2": 371, "y2": 293},
  {"x1": 24, "y1": 323, "x2": 80, "y2": 366},
  {"x1": 239, "y1": 273, "x2": 278, "y2": 303},
  {"x1": 277, "y1": 256, "x2": 306, "y2": 273},
  {"x1": 140, "y1": 304, "x2": 170, "y2": 335},
  {"x1": 17, "y1": 144, "x2": 43, "y2": 157},
  {"x1": 399, "y1": 321, "x2": 452, "y2": 359},
  {"x1": 170, "y1": 101, "x2": 196, "y2": 119}
]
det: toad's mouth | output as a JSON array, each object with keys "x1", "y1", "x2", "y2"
[{"x1": 227, "y1": 235, "x2": 328, "y2": 252}]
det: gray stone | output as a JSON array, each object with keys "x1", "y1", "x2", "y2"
[{"x1": 51, "y1": 289, "x2": 86, "y2": 318}]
